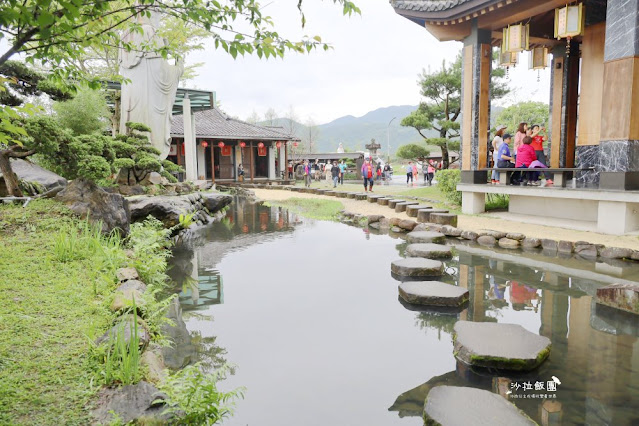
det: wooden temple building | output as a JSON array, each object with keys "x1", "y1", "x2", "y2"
[{"x1": 391, "y1": 0, "x2": 639, "y2": 234}]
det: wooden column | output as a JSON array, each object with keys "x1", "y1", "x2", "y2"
[
  {"x1": 250, "y1": 142, "x2": 255, "y2": 182},
  {"x1": 210, "y1": 142, "x2": 215, "y2": 183}
]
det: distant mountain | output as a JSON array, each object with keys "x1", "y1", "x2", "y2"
[{"x1": 259, "y1": 105, "x2": 440, "y2": 155}]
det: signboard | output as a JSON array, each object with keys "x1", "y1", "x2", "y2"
[
  {"x1": 221, "y1": 146, "x2": 232, "y2": 156},
  {"x1": 169, "y1": 144, "x2": 177, "y2": 156},
  {"x1": 258, "y1": 146, "x2": 267, "y2": 157}
]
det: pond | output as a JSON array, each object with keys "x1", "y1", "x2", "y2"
[{"x1": 167, "y1": 197, "x2": 639, "y2": 426}]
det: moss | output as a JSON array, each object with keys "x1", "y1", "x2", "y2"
[{"x1": 468, "y1": 346, "x2": 550, "y2": 371}]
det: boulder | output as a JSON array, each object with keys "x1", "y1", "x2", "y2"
[
  {"x1": 505, "y1": 232, "x2": 526, "y2": 241},
  {"x1": 600, "y1": 247, "x2": 634, "y2": 260},
  {"x1": 92, "y1": 381, "x2": 170, "y2": 425},
  {"x1": 391, "y1": 258, "x2": 444, "y2": 278},
  {"x1": 0, "y1": 158, "x2": 67, "y2": 196},
  {"x1": 430, "y1": 213, "x2": 458, "y2": 227},
  {"x1": 406, "y1": 243, "x2": 453, "y2": 259},
  {"x1": 55, "y1": 179, "x2": 130, "y2": 236},
  {"x1": 111, "y1": 280, "x2": 147, "y2": 312},
  {"x1": 632, "y1": 251, "x2": 639, "y2": 261},
  {"x1": 406, "y1": 231, "x2": 446, "y2": 244},
  {"x1": 146, "y1": 172, "x2": 163, "y2": 185},
  {"x1": 116, "y1": 267, "x2": 140, "y2": 283},
  {"x1": 389, "y1": 217, "x2": 402, "y2": 226},
  {"x1": 201, "y1": 192, "x2": 232, "y2": 214},
  {"x1": 441, "y1": 225, "x2": 462, "y2": 237},
  {"x1": 596, "y1": 283, "x2": 639, "y2": 314},
  {"x1": 541, "y1": 239, "x2": 558, "y2": 251},
  {"x1": 453, "y1": 321, "x2": 551, "y2": 371},
  {"x1": 558, "y1": 240, "x2": 574, "y2": 254},
  {"x1": 522, "y1": 237, "x2": 541, "y2": 248},
  {"x1": 477, "y1": 235, "x2": 497, "y2": 246},
  {"x1": 128, "y1": 194, "x2": 197, "y2": 228},
  {"x1": 117, "y1": 184, "x2": 147, "y2": 196},
  {"x1": 575, "y1": 244, "x2": 598, "y2": 258},
  {"x1": 368, "y1": 222, "x2": 381, "y2": 230},
  {"x1": 367, "y1": 215, "x2": 384, "y2": 224},
  {"x1": 498, "y1": 238, "x2": 520, "y2": 249},
  {"x1": 479, "y1": 230, "x2": 506, "y2": 239},
  {"x1": 391, "y1": 226, "x2": 404, "y2": 233},
  {"x1": 378, "y1": 218, "x2": 391, "y2": 229},
  {"x1": 406, "y1": 204, "x2": 432, "y2": 217},
  {"x1": 399, "y1": 282, "x2": 468, "y2": 307},
  {"x1": 423, "y1": 386, "x2": 537, "y2": 426},
  {"x1": 96, "y1": 315, "x2": 151, "y2": 349},
  {"x1": 460, "y1": 230, "x2": 479, "y2": 241},
  {"x1": 397, "y1": 220, "x2": 418, "y2": 231},
  {"x1": 140, "y1": 346, "x2": 167, "y2": 384}
]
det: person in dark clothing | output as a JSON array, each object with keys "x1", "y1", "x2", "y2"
[{"x1": 331, "y1": 161, "x2": 340, "y2": 188}]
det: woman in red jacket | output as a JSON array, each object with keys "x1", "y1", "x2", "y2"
[
  {"x1": 515, "y1": 136, "x2": 539, "y2": 185},
  {"x1": 361, "y1": 158, "x2": 375, "y2": 192}
]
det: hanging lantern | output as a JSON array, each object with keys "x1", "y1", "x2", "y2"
[
  {"x1": 529, "y1": 46, "x2": 549, "y2": 70},
  {"x1": 201, "y1": 141, "x2": 209, "y2": 148},
  {"x1": 218, "y1": 141, "x2": 225, "y2": 148},
  {"x1": 499, "y1": 50, "x2": 518, "y2": 68},
  {"x1": 276, "y1": 141, "x2": 282, "y2": 148},
  {"x1": 502, "y1": 24, "x2": 529, "y2": 53},
  {"x1": 554, "y1": 4, "x2": 585, "y2": 39},
  {"x1": 293, "y1": 142, "x2": 299, "y2": 147},
  {"x1": 257, "y1": 142, "x2": 265, "y2": 148},
  {"x1": 239, "y1": 141, "x2": 246, "y2": 148}
]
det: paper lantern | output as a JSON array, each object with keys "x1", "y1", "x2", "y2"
[
  {"x1": 239, "y1": 141, "x2": 246, "y2": 148},
  {"x1": 502, "y1": 24, "x2": 529, "y2": 53},
  {"x1": 499, "y1": 50, "x2": 518, "y2": 68},
  {"x1": 276, "y1": 141, "x2": 282, "y2": 148},
  {"x1": 529, "y1": 47, "x2": 549, "y2": 70},
  {"x1": 555, "y1": 4, "x2": 585, "y2": 39},
  {"x1": 218, "y1": 141, "x2": 225, "y2": 148},
  {"x1": 293, "y1": 142, "x2": 299, "y2": 147},
  {"x1": 201, "y1": 141, "x2": 208, "y2": 148},
  {"x1": 257, "y1": 142, "x2": 265, "y2": 148}
]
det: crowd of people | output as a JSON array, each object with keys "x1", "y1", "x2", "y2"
[
  {"x1": 296, "y1": 159, "x2": 350, "y2": 188},
  {"x1": 491, "y1": 122, "x2": 552, "y2": 186},
  {"x1": 404, "y1": 159, "x2": 441, "y2": 186}
]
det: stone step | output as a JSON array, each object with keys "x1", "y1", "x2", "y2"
[
  {"x1": 324, "y1": 191, "x2": 337, "y2": 196},
  {"x1": 367, "y1": 194, "x2": 384, "y2": 202},
  {"x1": 417, "y1": 208, "x2": 449, "y2": 223},
  {"x1": 398, "y1": 281, "x2": 468, "y2": 307},
  {"x1": 395, "y1": 201, "x2": 419, "y2": 212},
  {"x1": 387, "y1": 199, "x2": 405, "y2": 209},
  {"x1": 377, "y1": 197, "x2": 392, "y2": 206},
  {"x1": 406, "y1": 204, "x2": 432, "y2": 217},
  {"x1": 336, "y1": 192, "x2": 349, "y2": 198},
  {"x1": 406, "y1": 231, "x2": 446, "y2": 244},
  {"x1": 405, "y1": 243, "x2": 453, "y2": 259},
  {"x1": 390, "y1": 258, "x2": 444, "y2": 278},
  {"x1": 424, "y1": 386, "x2": 537, "y2": 426},
  {"x1": 430, "y1": 213, "x2": 458, "y2": 227},
  {"x1": 355, "y1": 193, "x2": 368, "y2": 200},
  {"x1": 596, "y1": 283, "x2": 639, "y2": 315},
  {"x1": 453, "y1": 321, "x2": 552, "y2": 371},
  {"x1": 346, "y1": 192, "x2": 359, "y2": 199}
]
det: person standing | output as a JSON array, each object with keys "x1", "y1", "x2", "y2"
[
  {"x1": 412, "y1": 163, "x2": 418, "y2": 183},
  {"x1": 383, "y1": 163, "x2": 391, "y2": 182},
  {"x1": 514, "y1": 122, "x2": 527, "y2": 162},
  {"x1": 491, "y1": 125, "x2": 507, "y2": 184},
  {"x1": 304, "y1": 160, "x2": 312, "y2": 187},
  {"x1": 426, "y1": 160, "x2": 435, "y2": 186},
  {"x1": 331, "y1": 161, "x2": 340, "y2": 188},
  {"x1": 325, "y1": 161, "x2": 333, "y2": 183},
  {"x1": 361, "y1": 157, "x2": 375, "y2": 192},
  {"x1": 405, "y1": 162, "x2": 413, "y2": 185},
  {"x1": 339, "y1": 160, "x2": 347, "y2": 185}
]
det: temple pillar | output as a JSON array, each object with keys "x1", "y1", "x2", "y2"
[
  {"x1": 268, "y1": 142, "x2": 276, "y2": 179},
  {"x1": 182, "y1": 97, "x2": 197, "y2": 181},
  {"x1": 598, "y1": 0, "x2": 639, "y2": 190},
  {"x1": 460, "y1": 21, "x2": 491, "y2": 184},
  {"x1": 279, "y1": 144, "x2": 286, "y2": 178},
  {"x1": 549, "y1": 42, "x2": 579, "y2": 168}
]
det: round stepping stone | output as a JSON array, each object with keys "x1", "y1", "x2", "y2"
[
  {"x1": 398, "y1": 281, "x2": 468, "y2": 307},
  {"x1": 406, "y1": 243, "x2": 453, "y2": 259},
  {"x1": 377, "y1": 197, "x2": 391, "y2": 206},
  {"x1": 395, "y1": 201, "x2": 419, "y2": 212},
  {"x1": 390, "y1": 258, "x2": 444, "y2": 278},
  {"x1": 453, "y1": 321, "x2": 552, "y2": 371},
  {"x1": 430, "y1": 213, "x2": 458, "y2": 227},
  {"x1": 355, "y1": 193, "x2": 368, "y2": 200},
  {"x1": 417, "y1": 208, "x2": 449, "y2": 223},
  {"x1": 336, "y1": 192, "x2": 348, "y2": 198},
  {"x1": 406, "y1": 231, "x2": 446, "y2": 244},
  {"x1": 387, "y1": 199, "x2": 405, "y2": 209},
  {"x1": 406, "y1": 204, "x2": 432, "y2": 217},
  {"x1": 424, "y1": 386, "x2": 536, "y2": 426},
  {"x1": 367, "y1": 194, "x2": 383, "y2": 202},
  {"x1": 346, "y1": 192, "x2": 358, "y2": 199},
  {"x1": 315, "y1": 189, "x2": 327, "y2": 195},
  {"x1": 324, "y1": 191, "x2": 336, "y2": 196}
]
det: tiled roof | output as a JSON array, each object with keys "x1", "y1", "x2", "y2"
[
  {"x1": 171, "y1": 107, "x2": 299, "y2": 141},
  {"x1": 392, "y1": 0, "x2": 474, "y2": 13}
]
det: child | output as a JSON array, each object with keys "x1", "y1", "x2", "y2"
[
  {"x1": 515, "y1": 136, "x2": 539, "y2": 185},
  {"x1": 530, "y1": 124, "x2": 553, "y2": 185}
]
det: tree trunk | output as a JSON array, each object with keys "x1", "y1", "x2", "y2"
[
  {"x1": 0, "y1": 151, "x2": 23, "y2": 197},
  {"x1": 439, "y1": 130, "x2": 450, "y2": 169}
]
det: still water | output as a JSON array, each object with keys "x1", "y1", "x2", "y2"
[{"x1": 167, "y1": 197, "x2": 639, "y2": 426}]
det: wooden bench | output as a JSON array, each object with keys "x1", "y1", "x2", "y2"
[{"x1": 486, "y1": 167, "x2": 594, "y2": 188}]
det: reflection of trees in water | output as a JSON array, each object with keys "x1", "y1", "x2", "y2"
[
  {"x1": 414, "y1": 312, "x2": 456, "y2": 340},
  {"x1": 188, "y1": 328, "x2": 231, "y2": 374}
]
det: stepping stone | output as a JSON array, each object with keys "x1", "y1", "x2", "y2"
[
  {"x1": 336, "y1": 192, "x2": 348, "y2": 198},
  {"x1": 406, "y1": 204, "x2": 432, "y2": 217},
  {"x1": 355, "y1": 193, "x2": 368, "y2": 200},
  {"x1": 424, "y1": 386, "x2": 536, "y2": 426},
  {"x1": 377, "y1": 197, "x2": 391, "y2": 206},
  {"x1": 398, "y1": 281, "x2": 468, "y2": 307},
  {"x1": 406, "y1": 243, "x2": 453, "y2": 259},
  {"x1": 324, "y1": 191, "x2": 336, "y2": 196},
  {"x1": 395, "y1": 201, "x2": 419, "y2": 212},
  {"x1": 596, "y1": 283, "x2": 639, "y2": 315},
  {"x1": 367, "y1": 194, "x2": 383, "y2": 202},
  {"x1": 346, "y1": 192, "x2": 358, "y2": 199},
  {"x1": 453, "y1": 321, "x2": 552, "y2": 371},
  {"x1": 391, "y1": 258, "x2": 444, "y2": 278},
  {"x1": 315, "y1": 189, "x2": 327, "y2": 195},
  {"x1": 417, "y1": 208, "x2": 449, "y2": 223},
  {"x1": 406, "y1": 231, "x2": 446, "y2": 244},
  {"x1": 430, "y1": 213, "x2": 458, "y2": 227},
  {"x1": 387, "y1": 199, "x2": 405, "y2": 209}
]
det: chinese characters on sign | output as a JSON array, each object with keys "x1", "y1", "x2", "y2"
[{"x1": 508, "y1": 377, "x2": 561, "y2": 399}]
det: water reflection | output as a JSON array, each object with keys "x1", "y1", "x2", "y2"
[{"x1": 166, "y1": 199, "x2": 639, "y2": 426}]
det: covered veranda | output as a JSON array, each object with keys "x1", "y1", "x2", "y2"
[{"x1": 391, "y1": 0, "x2": 639, "y2": 234}]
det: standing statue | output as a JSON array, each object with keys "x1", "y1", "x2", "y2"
[
  {"x1": 337, "y1": 142, "x2": 345, "y2": 153},
  {"x1": 119, "y1": 10, "x2": 184, "y2": 159}
]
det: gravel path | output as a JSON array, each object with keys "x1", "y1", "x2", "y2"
[{"x1": 251, "y1": 188, "x2": 639, "y2": 250}]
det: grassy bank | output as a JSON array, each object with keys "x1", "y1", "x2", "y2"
[
  {"x1": 264, "y1": 198, "x2": 344, "y2": 221},
  {"x1": 0, "y1": 200, "x2": 117, "y2": 424}
]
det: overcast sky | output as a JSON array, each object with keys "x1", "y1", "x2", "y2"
[{"x1": 186, "y1": 0, "x2": 551, "y2": 125}]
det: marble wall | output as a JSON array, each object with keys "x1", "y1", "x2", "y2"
[
  {"x1": 599, "y1": 140, "x2": 639, "y2": 172},
  {"x1": 604, "y1": 0, "x2": 639, "y2": 61},
  {"x1": 575, "y1": 145, "x2": 600, "y2": 186}
]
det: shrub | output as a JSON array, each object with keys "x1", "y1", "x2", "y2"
[{"x1": 436, "y1": 169, "x2": 462, "y2": 205}]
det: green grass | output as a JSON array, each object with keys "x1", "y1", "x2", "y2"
[
  {"x1": 0, "y1": 200, "x2": 120, "y2": 425},
  {"x1": 264, "y1": 198, "x2": 344, "y2": 221}
]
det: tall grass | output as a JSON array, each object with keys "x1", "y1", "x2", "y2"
[{"x1": 99, "y1": 314, "x2": 142, "y2": 386}]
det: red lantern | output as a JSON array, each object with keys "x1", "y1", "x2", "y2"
[
  {"x1": 218, "y1": 141, "x2": 225, "y2": 148},
  {"x1": 201, "y1": 141, "x2": 209, "y2": 148},
  {"x1": 239, "y1": 141, "x2": 246, "y2": 148},
  {"x1": 293, "y1": 142, "x2": 299, "y2": 147},
  {"x1": 276, "y1": 141, "x2": 282, "y2": 148},
  {"x1": 257, "y1": 142, "x2": 265, "y2": 148}
]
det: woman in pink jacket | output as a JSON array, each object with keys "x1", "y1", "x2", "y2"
[
  {"x1": 513, "y1": 122, "x2": 527, "y2": 162},
  {"x1": 515, "y1": 136, "x2": 539, "y2": 185}
]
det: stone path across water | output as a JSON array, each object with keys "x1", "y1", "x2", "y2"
[{"x1": 398, "y1": 281, "x2": 468, "y2": 307}]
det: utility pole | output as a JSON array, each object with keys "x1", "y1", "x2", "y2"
[{"x1": 387, "y1": 116, "x2": 397, "y2": 162}]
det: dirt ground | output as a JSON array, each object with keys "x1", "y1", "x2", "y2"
[{"x1": 251, "y1": 188, "x2": 639, "y2": 250}]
